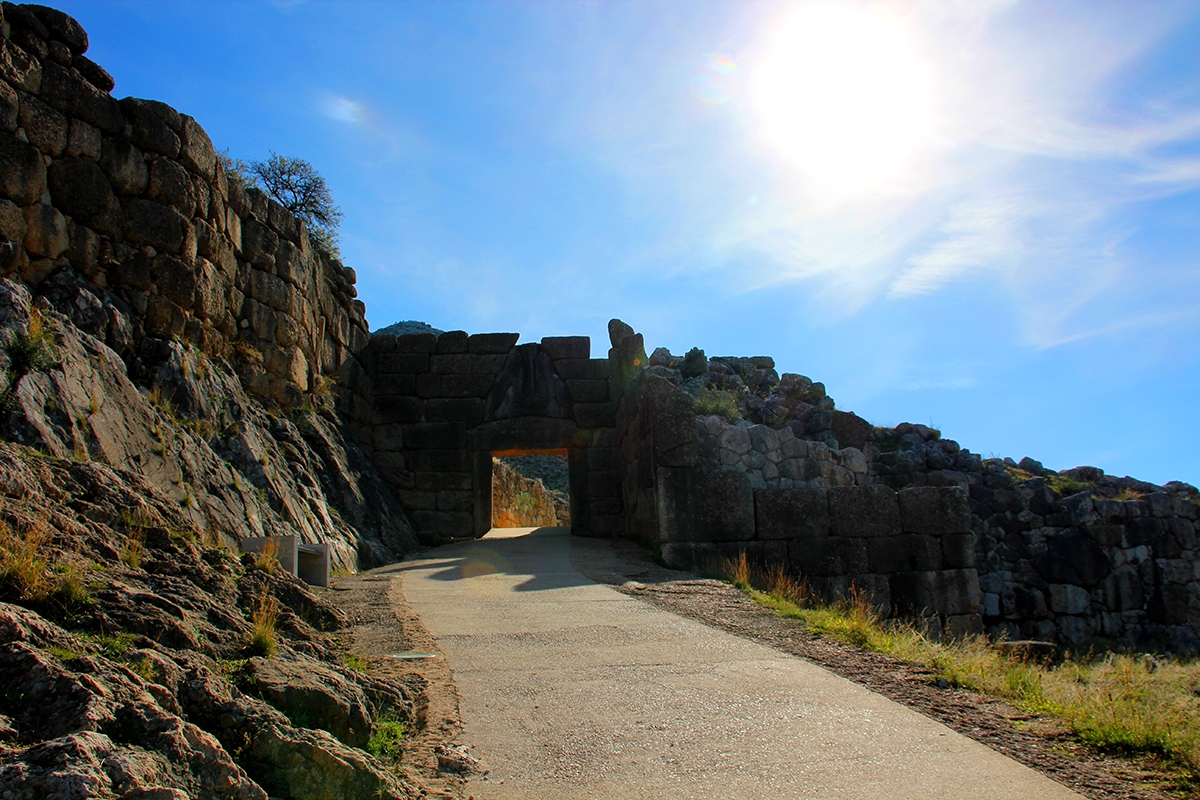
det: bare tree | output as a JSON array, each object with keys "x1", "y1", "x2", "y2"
[{"x1": 246, "y1": 152, "x2": 344, "y2": 255}]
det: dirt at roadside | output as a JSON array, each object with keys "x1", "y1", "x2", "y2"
[
  {"x1": 573, "y1": 537, "x2": 1192, "y2": 800},
  {"x1": 331, "y1": 567, "x2": 471, "y2": 800}
]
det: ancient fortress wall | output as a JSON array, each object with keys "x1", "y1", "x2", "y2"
[
  {"x1": 608, "y1": 328, "x2": 1200, "y2": 651},
  {"x1": 352, "y1": 333, "x2": 622, "y2": 543},
  {"x1": 0, "y1": 2, "x2": 365, "y2": 410}
]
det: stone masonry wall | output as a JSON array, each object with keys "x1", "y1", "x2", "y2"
[
  {"x1": 972, "y1": 472, "x2": 1200, "y2": 652},
  {"x1": 356, "y1": 331, "x2": 622, "y2": 543},
  {"x1": 0, "y1": 3, "x2": 365, "y2": 411},
  {"x1": 611, "y1": 352, "x2": 982, "y2": 631},
  {"x1": 611, "y1": 322, "x2": 1200, "y2": 649}
]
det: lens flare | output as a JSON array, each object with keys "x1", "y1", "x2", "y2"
[{"x1": 693, "y1": 52, "x2": 740, "y2": 105}]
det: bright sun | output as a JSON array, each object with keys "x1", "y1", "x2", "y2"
[{"x1": 753, "y1": 4, "x2": 934, "y2": 193}]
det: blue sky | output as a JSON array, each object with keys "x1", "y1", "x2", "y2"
[{"x1": 56, "y1": 0, "x2": 1200, "y2": 486}]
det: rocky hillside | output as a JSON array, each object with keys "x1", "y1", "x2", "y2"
[{"x1": 0, "y1": 437, "x2": 426, "y2": 798}]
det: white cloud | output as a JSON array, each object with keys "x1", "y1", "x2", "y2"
[{"x1": 318, "y1": 94, "x2": 367, "y2": 126}]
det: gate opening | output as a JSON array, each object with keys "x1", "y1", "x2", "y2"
[{"x1": 491, "y1": 448, "x2": 570, "y2": 528}]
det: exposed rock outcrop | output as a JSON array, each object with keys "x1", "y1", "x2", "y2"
[{"x1": 0, "y1": 439, "x2": 422, "y2": 798}]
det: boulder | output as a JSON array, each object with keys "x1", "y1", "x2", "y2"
[
  {"x1": 0, "y1": 130, "x2": 47, "y2": 205},
  {"x1": 247, "y1": 657, "x2": 373, "y2": 749}
]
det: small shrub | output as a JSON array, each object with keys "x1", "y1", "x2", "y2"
[
  {"x1": 5, "y1": 310, "x2": 57, "y2": 375},
  {"x1": 51, "y1": 562, "x2": 93, "y2": 609},
  {"x1": 694, "y1": 388, "x2": 741, "y2": 422},
  {"x1": 217, "y1": 657, "x2": 255, "y2": 688},
  {"x1": 249, "y1": 588, "x2": 281, "y2": 657},
  {"x1": 78, "y1": 631, "x2": 138, "y2": 658},
  {"x1": 168, "y1": 526, "x2": 198, "y2": 544},
  {"x1": 367, "y1": 710, "x2": 406, "y2": 761},
  {"x1": 47, "y1": 644, "x2": 85, "y2": 662},
  {"x1": 131, "y1": 653, "x2": 159, "y2": 683},
  {"x1": 1048, "y1": 475, "x2": 1087, "y2": 496}
]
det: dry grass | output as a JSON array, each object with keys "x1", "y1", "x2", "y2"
[
  {"x1": 255, "y1": 538, "x2": 281, "y2": 575},
  {"x1": 718, "y1": 552, "x2": 1200, "y2": 781},
  {"x1": 249, "y1": 587, "x2": 281, "y2": 657},
  {"x1": 120, "y1": 532, "x2": 145, "y2": 570},
  {"x1": 0, "y1": 512, "x2": 51, "y2": 601}
]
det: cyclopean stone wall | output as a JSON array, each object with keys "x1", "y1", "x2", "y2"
[
  {"x1": 612, "y1": 345, "x2": 982, "y2": 634},
  {"x1": 351, "y1": 331, "x2": 622, "y2": 543},
  {"x1": 610, "y1": 322, "x2": 1200, "y2": 649},
  {"x1": 0, "y1": 2, "x2": 365, "y2": 410}
]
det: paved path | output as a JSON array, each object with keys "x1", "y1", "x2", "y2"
[{"x1": 401, "y1": 527, "x2": 1083, "y2": 799}]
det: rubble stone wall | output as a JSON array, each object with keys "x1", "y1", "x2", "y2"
[{"x1": 972, "y1": 480, "x2": 1200, "y2": 651}]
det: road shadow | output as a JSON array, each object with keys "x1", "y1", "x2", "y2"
[{"x1": 375, "y1": 526, "x2": 597, "y2": 593}]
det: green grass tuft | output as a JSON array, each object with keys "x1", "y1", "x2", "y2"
[
  {"x1": 367, "y1": 710, "x2": 406, "y2": 761},
  {"x1": 342, "y1": 652, "x2": 371, "y2": 672},
  {"x1": 694, "y1": 388, "x2": 741, "y2": 422}
]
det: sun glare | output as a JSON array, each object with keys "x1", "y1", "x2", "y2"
[{"x1": 753, "y1": 4, "x2": 934, "y2": 194}]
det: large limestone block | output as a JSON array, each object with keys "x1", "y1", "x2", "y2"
[
  {"x1": 656, "y1": 465, "x2": 754, "y2": 543},
  {"x1": 539, "y1": 335, "x2": 587, "y2": 359},
  {"x1": 897, "y1": 486, "x2": 970, "y2": 535},
  {"x1": 0, "y1": 80, "x2": 16, "y2": 133},
  {"x1": 99, "y1": 136, "x2": 148, "y2": 194},
  {"x1": 788, "y1": 536, "x2": 868, "y2": 577},
  {"x1": 0, "y1": 130, "x2": 47, "y2": 205},
  {"x1": 47, "y1": 156, "x2": 115, "y2": 223},
  {"x1": 1031, "y1": 528, "x2": 1111, "y2": 588},
  {"x1": 179, "y1": 114, "x2": 217, "y2": 181},
  {"x1": 22, "y1": 203, "x2": 68, "y2": 259},
  {"x1": 889, "y1": 570, "x2": 937, "y2": 618},
  {"x1": 754, "y1": 488, "x2": 829, "y2": 539},
  {"x1": 0, "y1": 37, "x2": 43, "y2": 93},
  {"x1": 867, "y1": 534, "x2": 940, "y2": 573},
  {"x1": 119, "y1": 96, "x2": 182, "y2": 156},
  {"x1": 828, "y1": 484, "x2": 901, "y2": 538},
  {"x1": 933, "y1": 568, "x2": 982, "y2": 616},
  {"x1": 121, "y1": 198, "x2": 188, "y2": 253},
  {"x1": 646, "y1": 376, "x2": 698, "y2": 467},
  {"x1": 18, "y1": 93, "x2": 66, "y2": 156},
  {"x1": 147, "y1": 156, "x2": 197, "y2": 216},
  {"x1": 39, "y1": 60, "x2": 122, "y2": 134}
]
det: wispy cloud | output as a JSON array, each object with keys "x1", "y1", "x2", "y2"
[
  {"x1": 318, "y1": 93, "x2": 368, "y2": 126},
  {"x1": 549, "y1": 1, "x2": 1200, "y2": 352}
]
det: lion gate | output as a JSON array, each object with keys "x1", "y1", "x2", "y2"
[{"x1": 352, "y1": 330, "x2": 622, "y2": 543}]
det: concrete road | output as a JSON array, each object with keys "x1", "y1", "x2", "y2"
[{"x1": 401, "y1": 527, "x2": 1082, "y2": 799}]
